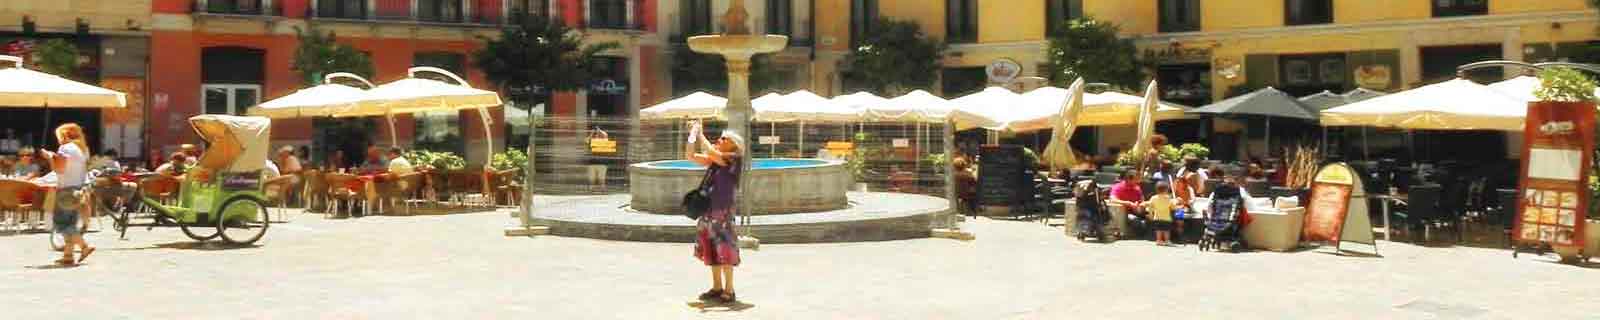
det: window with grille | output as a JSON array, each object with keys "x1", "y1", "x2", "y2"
[
  {"x1": 945, "y1": 0, "x2": 977, "y2": 43},
  {"x1": 1285, "y1": 0, "x2": 1332, "y2": 25},
  {"x1": 767, "y1": 0, "x2": 793, "y2": 37},
  {"x1": 318, "y1": 0, "x2": 367, "y2": 19},
  {"x1": 590, "y1": 0, "x2": 630, "y2": 29},
  {"x1": 1045, "y1": 0, "x2": 1081, "y2": 36},
  {"x1": 418, "y1": 0, "x2": 464, "y2": 23},
  {"x1": 850, "y1": 0, "x2": 878, "y2": 48},
  {"x1": 1158, "y1": 0, "x2": 1200, "y2": 33},
  {"x1": 1432, "y1": 0, "x2": 1487, "y2": 17},
  {"x1": 681, "y1": 0, "x2": 712, "y2": 35}
]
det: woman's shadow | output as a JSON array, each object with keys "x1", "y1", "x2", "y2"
[{"x1": 686, "y1": 300, "x2": 755, "y2": 313}]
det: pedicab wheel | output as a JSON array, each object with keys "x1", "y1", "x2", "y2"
[
  {"x1": 217, "y1": 197, "x2": 269, "y2": 245},
  {"x1": 108, "y1": 203, "x2": 131, "y2": 240},
  {"x1": 181, "y1": 223, "x2": 221, "y2": 241}
]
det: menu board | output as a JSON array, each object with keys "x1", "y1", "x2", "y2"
[
  {"x1": 1513, "y1": 102, "x2": 1593, "y2": 248},
  {"x1": 1303, "y1": 163, "x2": 1356, "y2": 242},
  {"x1": 978, "y1": 144, "x2": 1027, "y2": 207}
]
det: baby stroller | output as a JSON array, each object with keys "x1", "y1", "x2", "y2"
[
  {"x1": 1199, "y1": 195, "x2": 1247, "y2": 252},
  {"x1": 1073, "y1": 181, "x2": 1110, "y2": 242}
]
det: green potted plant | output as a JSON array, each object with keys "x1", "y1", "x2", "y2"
[
  {"x1": 1531, "y1": 67, "x2": 1599, "y2": 261},
  {"x1": 847, "y1": 132, "x2": 872, "y2": 192}
]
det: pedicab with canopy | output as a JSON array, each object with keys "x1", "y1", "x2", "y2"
[{"x1": 104, "y1": 115, "x2": 274, "y2": 245}]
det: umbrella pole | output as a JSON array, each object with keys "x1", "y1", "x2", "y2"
[
  {"x1": 798, "y1": 121, "x2": 805, "y2": 156},
  {"x1": 386, "y1": 113, "x2": 399, "y2": 147},
  {"x1": 1362, "y1": 127, "x2": 1370, "y2": 160},
  {"x1": 42, "y1": 103, "x2": 50, "y2": 147},
  {"x1": 1265, "y1": 117, "x2": 1272, "y2": 158},
  {"x1": 770, "y1": 121, "x2": 776, "y2": 158},
  {"x1": 478, "y1": 107, "x2": 495, "y2": 197}
]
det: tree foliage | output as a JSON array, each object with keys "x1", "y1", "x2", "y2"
[
  {"x1": 32, "y1": 39, "x2": 79, "y2": 77},
  {"x1": 843, "y1": 18, "x2": 944, "y2": 96},
  {"x1": 1043, "y1": 17, "x2": 1144, "y2": 90},
  {"x1": 291, "y1": 25, "x2": 374, "y2": 86},
  {"x1": 671, "y1": 51, "x2": 790, "y2": 96},
  {"x1": 473, "y1": 13, "x2": 620, "y2": 107}
]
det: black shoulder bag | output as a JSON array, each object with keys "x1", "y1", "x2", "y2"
[{"x1": 681, "y1": 165, "x2": 717, "y2": 220}]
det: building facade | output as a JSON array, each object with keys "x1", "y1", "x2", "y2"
[{"x1": 0, "y1": 1, "x2": 154, "y2": 158}]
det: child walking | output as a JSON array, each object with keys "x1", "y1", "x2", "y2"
[{"x1": 1145, "y1": 182, "x2": 1175, "y2": 246}]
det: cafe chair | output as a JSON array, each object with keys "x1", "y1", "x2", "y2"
[
  {"x1": 0, "y1": 179, "x2": 42, "y2": 234},
  {"x1": 1392, "y1": 184, "x2": 1442, "y2": 243},
  {"x1": 1495, "y1": 189, "x2": 1519, "y2": 248},
  {"x1": 262, "y1": 174, "x2": 299, "y2": 222},
  {"x1": 492, "y1": 168, "x2": 522, "y2": 207},
  {"x1": 385, "y1": 172, "x2": 426, "y2": 215},
  {"x1": 323, "y1": 173, "x2": 364, "y2": 218},
  {"x1": 299, "y1": 169, "x2": 325, "y2": 213}
]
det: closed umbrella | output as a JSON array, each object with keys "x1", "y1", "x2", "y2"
[
  {"x1": 0, "y1": 55, "x2": 127, "y2": 143},
  {"x1": 1041, "y1": 78, "x2": 1086, "y2": 171},
  {"x1": 1128, "y1": 81, "x2": 1161, "y2": 162},
  {"x1": 1008, "y1": 86, "x2": 1189, "y2": 132}
]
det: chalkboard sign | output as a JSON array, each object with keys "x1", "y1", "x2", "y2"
[{"x1": 978, "y1": 145, "x2": 1028, "y2": 207}]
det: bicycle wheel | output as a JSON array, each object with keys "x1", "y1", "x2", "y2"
[
  {"x1": 218, "y1": 197, "x2": 269, "y2": 245},
  {"x1": 180, "y1": 220, "x2": 220, "y2": 241}
]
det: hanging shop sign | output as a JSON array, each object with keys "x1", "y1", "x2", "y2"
[
  {"x1": 588, "y1": 79, "x2": 628, "y2": 95},
  {"x1": 1353, "y1": 65, "x2": 1392, "y2": 90},
  {"x1": 1513, "y1": 101, "x2": 1593, "y2": 249}
]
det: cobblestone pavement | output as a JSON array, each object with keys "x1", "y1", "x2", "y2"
[{"x1": 2, "y1": 209, "x2": 1597, "y2": 319}]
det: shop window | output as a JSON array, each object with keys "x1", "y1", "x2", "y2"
[
  {"x1": 586, "y1": 57, "x2": 630, "y2": 118},
  {"x1": 1045, "y1": 0, "x2": 1082, "y2": 36},
  {"x1": 201, "y1": 46, "x2": 264, "y2": 115},
  {"x1": 1421, "y1": 44, "x2": 1501, "y2": 84},
  {"x1": 1158, "y1": 0, "x2": 1200, "y2": 33},
  {"x1": 1278, "y1": 53, "x2": 1346, "y2": 97},
  {"x1": 1433, "y1": 0, "x2": 1487, "y2": 18},
  {"x1": 681, "y1": 0, "x2": 712, "y2": 36},
  {"x1": 1156, "y1": 64, "x2": 1211, "y2": 107},
  {"x1": 318, "y1": 0, "x2": 367, "y2": 19},
  {"x1": 418, "y1": 0, "x2": 465, "y2": 23},
  {"x1": 767, "y1": 0, "x2": 793, "y2": 37},
  {"x1": 206, "y1": 0, "x2": 266, "y2": 15},
  {"x1": 589, "y1": 0, "x2": 630, "y2": 29},
  {"x1": 945, "y1": 0, "x2": 978, "y2": 43},
  {"x1": 850, "y1": 0, "x2": 879, "y2": 48},
  {"x1": 940, "y1": 67, "x2": 987, "y2": 97},
  {"x1": 1285, "y1": 0, "x2": 1332, "y2": 26}
]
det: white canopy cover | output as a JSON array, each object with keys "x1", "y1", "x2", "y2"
[{"x1": 1322, "y1": 78, "x2": 1525, "y2": 131}]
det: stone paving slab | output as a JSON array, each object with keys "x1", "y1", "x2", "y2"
[
  {"x1": 2, "y1": 209, "x2": 1597, "y2": 319},
  {"x1": 526, "y1": 192, "x2": 946, "y2": 243}
]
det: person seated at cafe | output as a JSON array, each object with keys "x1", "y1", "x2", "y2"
[
  {"x1": 1107, "y1": 170, "x2": 1146, "y2": 217},
  {"x1": 386, "y1": 147, "x2": 414, "y2": 175},
  {"x1": 326, "y1": 150, "x2": 346, "y2": 171},
  {"x1": 275, "y1": 146, "x2": 303, "y2": 176},
  {"x1": 11, "y1": 147, "x2": 44, "y2": 180},
  {"x1": 180, "y1": 144, "x2": 201, "y2": 167},
  {"x1": 952, "y1": 156, "x2": 978, "y2": 214},
  {"x1": 94, "y1": 149, "x2": 123, "y2": 171},
  {"x1": 156, "y1": 152, "x2": 189, "y2": 177},
  {"x1": 0, "y1": 156, "x2": 15, "y2": 178},
  {"x1": 358, "y1": 146, "x2": 386, "y2": 173}
]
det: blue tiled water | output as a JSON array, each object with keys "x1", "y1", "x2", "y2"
[{"x1": 647, "y1": 158, "x2": 831, "y2": 170}]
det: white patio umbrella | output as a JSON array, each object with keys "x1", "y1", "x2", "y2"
[
  {"x1": 877, "y1": 89, "x2": 955, "y2": 122},
  {"x1": 1322, "y1": 78, "x2": 1525, "y2": 131},
  {"x1": 755, "y1": 90, "x2": 860, "y2": 122},
  {"x1": 1488, "y1": 75, "x2": 1600, "y2": 103},
  {"x1": 832, "y1": 91, "x2": 890, "y2": 113},
  {"x1": 355, "y1": 67, "x2": 504, "y2": 161},
  {"x1": 948, "y1": 86, "x2": 1025, "y2": 130},
  {"x1": 1007, "y1": 86, "x2": 1189, "y2": 132},
  {"x1": 639, "y1": 91, "x2": 727, "y2": 120},
  {"x1": 249, "y1": 73, "x2": 375, "y2": 119},
  {"x1": 0, "y1": 55, "x2": 127, "y2": 141}
]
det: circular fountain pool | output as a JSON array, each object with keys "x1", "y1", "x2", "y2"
[{"x1": 629, "y1": 158, "x2": 850, "y2": 215}]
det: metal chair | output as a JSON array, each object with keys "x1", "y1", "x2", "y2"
[
  {"x1": 322, "y1": 173, "x2": 364, "y2": 218},
  {"x1": 262, "y1": 174, "x2": 299, "y2": 222},
  {"x1": 1393, "y1": 184, "x2": 1442, "y2": 242}
]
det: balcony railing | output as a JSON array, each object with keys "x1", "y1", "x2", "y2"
[{"x1": 197, "y1": 0, "x2": 280, "y2": 16}]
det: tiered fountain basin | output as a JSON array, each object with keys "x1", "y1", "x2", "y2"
[{"x1": 629, "y1": 158, "x2": 849, "y2": 215}]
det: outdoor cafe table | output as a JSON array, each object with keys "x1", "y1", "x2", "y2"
[{"x1": 2, "y1": 178, "x2": 54, "y2": 229}]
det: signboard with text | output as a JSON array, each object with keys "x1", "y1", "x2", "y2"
[
  {"x1": 1513, "y1": 102, "x2": 1593, "y2": 248},
  {"x1": 1303, "y1": 163, "x2": 1356, "y2": 242}
]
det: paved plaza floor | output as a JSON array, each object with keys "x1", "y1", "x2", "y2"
[{"x1": 2, "y1": 208, "x2": 1597, "y2": 319}]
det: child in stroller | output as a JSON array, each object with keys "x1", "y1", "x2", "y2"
[
  {"x1": 1200, "y1": 167, "x2": 1250, "y2": 252},
  {"x1": 1073, "y1": 180, "x2": 1110, "y2": 242}
]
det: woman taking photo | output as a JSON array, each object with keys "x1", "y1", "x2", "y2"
[{"x1": 684, "y1": 120, "x2": 745, "y2": 304}]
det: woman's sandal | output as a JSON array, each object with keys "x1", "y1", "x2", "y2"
[
  {"x1": 719, "y1": 292, "x2": 737, "y2": 304},
  {"x1": 697, "y1": 289, "x2": 723, "y2": 301},
  {"x1": 77, "y1": 247, "x2": 96, "y2": 264},
  {"x1": 54, "y1": 258, "x2": 76, "y2": 266}
]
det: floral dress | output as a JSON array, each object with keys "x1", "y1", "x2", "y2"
[{"x1": 694, "y1": 154, "x2": 742, "y2": 266}]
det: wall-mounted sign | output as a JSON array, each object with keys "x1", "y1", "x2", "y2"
[
  {"x1": 589, "y1": 79, "x2": 628, "y2": 95},
  {"x1": 758, "y1": 135, "x2": 780, "y2": 145},
  {"x1": 1353, "y1": 65, "x2": 1392, "y2": 90},
  {"x1": 986, "y1": 58, "x2": 1021, "y2": 84},
  {"x1": 1143, "y1": 45, "x2": 1213, "y2": 64},
  {"x1": 1513, "y1": 102, "x2": 1593, "y2": 249},
  {"x1": 892, "y1": 138, "x2": 910, "y2": 148}
]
